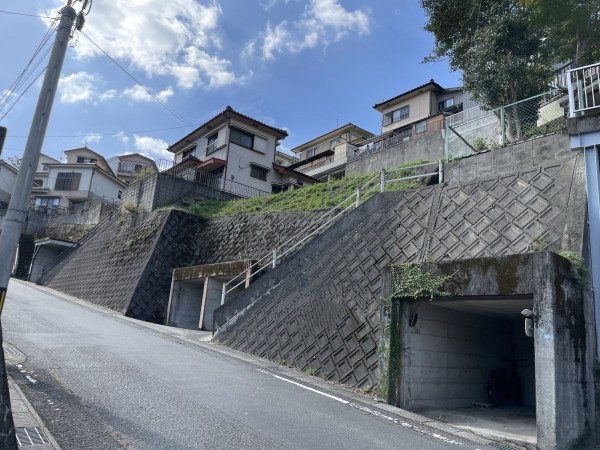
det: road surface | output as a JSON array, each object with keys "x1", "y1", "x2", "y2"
[{"x1": 3, "y1": 280, "x2": 484, "y2": 449}]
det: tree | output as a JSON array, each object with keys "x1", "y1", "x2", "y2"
[
  {"x1": 421, "y1": 0, "x2": 552, "y2": 109},
  {"x1": 522, "y1": 0, "x2": 600, "y2": 66}
]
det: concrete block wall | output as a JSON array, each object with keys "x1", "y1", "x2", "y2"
[
  {"x1": 122, "y1": 172, "x2": 240, "y2": 212},
  {"x1": 445, "y1": 134, "x2": 572, "y2": 184},
  {"x1": 346, "y1": 132, "x2": 444, "y2": 176},
  {"x1": 399, "y1": 303, "x2": 529, "y2": 410}
]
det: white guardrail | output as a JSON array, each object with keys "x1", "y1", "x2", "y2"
[
  {"x1": 220, "y1": 161, "x2": 443, "y2": 305},
  {"x1": 567, "y1": 62, "x2": 600, "y2": 117}
]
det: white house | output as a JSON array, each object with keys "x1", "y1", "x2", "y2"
[
  {"x1": 168, "y1": 106, "x2": 318, "y2": 194},
  {"x1": 31, "y1": 147, "x2": 125, "y2": 214},
  {"x1": 106, "y1": 153, "x2": 157, "y2": 184},
  {"x1": 0, "y1": 159, "x2": 18, "y2": 208}
]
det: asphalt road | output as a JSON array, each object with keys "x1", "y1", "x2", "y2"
[{"x1": 2, "y1": 280, "x2": 485, "y2": 450}]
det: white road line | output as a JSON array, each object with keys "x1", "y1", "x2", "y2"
[
  {"x1": 257, "y1": 370, "x2": 349, "y2": 404},
  {"x1": 258, "y1": 369, "x2": 464, "y2": 446}
]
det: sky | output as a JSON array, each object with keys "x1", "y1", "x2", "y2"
[{"x1": 0, "y1": 0, "x2": 462, "y2": 164}]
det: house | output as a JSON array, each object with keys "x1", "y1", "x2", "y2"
[
  {"x1": 374, "y1": 79, "x2": 474, "y2": 140},
  {"x1": 0, "y1": 159, "x2": 18, "y2": 209},
  {"x1": 167, "y1": 106, "x2": 318, "y2": 195},
  {"x1": 31, "y1": 147, "x2": 125, "y2": 214},
  {"x1": 106, "y1": 153, "x2": 157, "y2": 184},
  {"x1": 274, "y1": 151, "x2": 298, "y2": 167},
  {"x1": 287, "y1": 123, "x2": 374, "y2": 181}
]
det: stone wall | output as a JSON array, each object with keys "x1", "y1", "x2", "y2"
[
  {"x1": 346, "y1": 132, "x2": 444, "y2": 176},
  {"x1": 45, "y1": 207, "x2": 326, "y2": 323},
  {"x1": 213, "y1": 154, "x2": 586, "y2": 390}
]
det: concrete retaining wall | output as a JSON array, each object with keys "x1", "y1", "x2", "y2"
[
  {"x1": 346, "y1": 132, "x2": 444, "y2": 176},
  {"x1": 444, "y1": 134, "x2": 572, "y2": 184},
  {"x1": 122, "y1": 172, "x2": 239, "y2": 212}
]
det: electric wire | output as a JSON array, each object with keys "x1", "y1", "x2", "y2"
[
  {"x1": 0, "y1": 67, "x2": 48, "y2": 122},
  {"x1": 0, "y1": 16, "x2": 59, "y2": 117},
  {"x1": 0, "y1": 10, "x2": 54, "y2": 19},
  {"x1": 79, "y1": 30, "x2": 194, "y2": 127}
]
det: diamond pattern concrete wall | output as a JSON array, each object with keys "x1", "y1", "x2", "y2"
[{"x1": 213, "y1": 154, "x2": 585, "y2": 390}]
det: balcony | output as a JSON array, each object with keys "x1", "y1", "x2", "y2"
[
  {"x1": 295, "y1": 137, "x2": 340, "y2": 161},
  {"x1": 568, "y1": 62, "x2": 600, "y2": 117}
]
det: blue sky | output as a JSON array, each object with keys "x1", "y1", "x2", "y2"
[{"x1": 0, "y1": 0, "x2": 461, "y2": 163}]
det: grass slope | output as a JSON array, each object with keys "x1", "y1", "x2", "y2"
[{"x1": 183, "y1": 162, "x2": 427, "y2": 218}]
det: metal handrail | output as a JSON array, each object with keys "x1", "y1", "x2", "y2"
[
  {"x1": 219, "y1": 161, "x2": 442, "y2": 305},
  {"x1": 567, "y1": 62, "x2": 600, "y2": 117}
]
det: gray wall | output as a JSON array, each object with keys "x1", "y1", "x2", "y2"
[
  {"x1": 444, "y1": 133, "x2": 572, "y2": 184},
  {"x1": 122, "y1": 172, "x2": 239, "y2": 212},
  {"x1": 346, "y1": 132, "x2": 444, "y2": 176},
  {"x1": 202, "y1": 277, "x2": 224, "y2": 331},
  {"x1": 28, "y1": 246, "x2": 65, "y2": 283},
  {"x1": 399, "y1": 303, "x2": 534, "y2": 410},
  {"x1": 168, "y1": 281, "x2": 203, "y2": 330}
]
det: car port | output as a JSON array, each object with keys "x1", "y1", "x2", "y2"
[{"x1": 382, "y1": 253, "x2": 595, "y2": 449}]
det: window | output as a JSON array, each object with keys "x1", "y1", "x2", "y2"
[
  {"x1": 54, "y1": 172, "x2": 81, "y2": 190},
  {"x1": 121, "y1": 163, "x2": 144, "y2": 173},
  {"x1": 383, "y1": 105, "x2": 410, "y2": 126},
  {"x1": 206, "y1": 134, "x2": 219, "y2": 155},
  {"x1": 230, "y1": 128, "x2": 268, "y2": 153},
  {"x1": 415, "y1": 120, "x2": 427, "y2": 134},
  {"x1": 32, "y1": 179, "x2": 43, "y2": 187},
  {"x1": 250, "y1": 164, "x2": 269, "y2": 181},
  {"x1": 438, "y1": 97, "x2": 455, "y2": 112},
  {"x1": 76, "y1": 157, "x2": 97, "y2": 164},
  {"x1": 182, "y1": 145, "x2": 196, "y2": 159},
  {"x1": 118, "y1": 190, "x2": 122, "y2": 200}
]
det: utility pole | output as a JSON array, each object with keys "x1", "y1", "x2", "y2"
[
  {"x1": 0, "y1": 3, "x2": 77, "y2": 446},
  {"x1": 0, "y1": 3, "x2": 77, "y2": 312}
]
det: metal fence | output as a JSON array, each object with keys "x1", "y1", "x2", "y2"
[
  {"x1": 219, "y1": 161, "x2": 443, "y2": 307},
  {"x1": 134, "y1": 158, "x2": 270, "y2": 199},
  {"x1": 349, "y1": 117, "x2": 444, "y2": 163},
  {"x1": 567, "y1": 62, "x2": 600, "y2": 117},
  {"x1": 445, "y1": 89, "x2": 567, "y2": 160}
]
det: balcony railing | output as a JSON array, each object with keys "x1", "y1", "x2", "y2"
[
  {"x1": 349, "y1": 117, "x2": 444, "y2": 163},
  {"x1": 296, "y1": 136, "x2": 340, "y2": 161},
  {"x1": 139, "y1": 158, "x2": 269, "y2": 199},
  {"x1": 568, "y1": 62, "x2": 600, "y2": 117},
  {"x1": 296, "y1": 151, "x2": 349, "y2": 175}
]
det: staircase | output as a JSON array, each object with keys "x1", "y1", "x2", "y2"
[{"x1": 13, "y1": 234, "x2": 35, "y2": 280}]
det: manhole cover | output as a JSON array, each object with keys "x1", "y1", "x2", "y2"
[{"x1": 15, "y1": 427, "x2": 48, "y2": 447}]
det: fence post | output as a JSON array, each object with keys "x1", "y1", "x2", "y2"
[
  {"x1": 444, "y1": 117, "x2": 450, "y2": 162},
  {"x1": 221, "y1": 283, "x2": 226, "y2": 305},
  {"x1": 500, "y1": 105, "x2": 506, "y2": 146},
  {"x1": 438, "y1": 160, "x2": 443, "y2": 184},
  {"x1": 380, "y1": 169, "x2": 385, "y2": 193},
  {"x1": 355, "y1": 187, "x2": 361, "y2": 208},
  {"x1": 272, "y1": 249, "x2": 277, "y2": 268}
]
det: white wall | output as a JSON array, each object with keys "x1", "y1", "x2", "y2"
[
  {"x1": 0, "y1": 163, "x2": 17, "y2": 206},
  {"x1": 89, "y1": 170, "x2": 124, "y2": 203}
]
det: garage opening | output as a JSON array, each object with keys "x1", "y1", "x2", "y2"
[
  {"x1": 166, "y1": 260, "x2": 254, "y2": 331},
  {"x1": 399, "y1": 297, "x2": 536, "y2": 445}
]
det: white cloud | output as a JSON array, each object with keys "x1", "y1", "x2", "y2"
[
  {"x1": 46, "y1": 1, "x2": 242, "y2": 89},
  {"x1": 123, "y1": 85, "x2": 174, "y2": 103},
  {"x1": 83, "y1": 133, "x2": 102, "y2": 145},
  {"x1": 246, "y1": 0, "x2": 371, "y2": 60},
  {"x1": 114, "y1": 132, "x2": 130, "y2": 149},
  {"x1": 134, "y1": 135, "x2": 171, "y2": 160},
  {"x1": 58, "y1": 72, "x2": 116, "y2": 104},
  {"x1": 260, "y1": 0, "x2": 290, "y2": 11}
]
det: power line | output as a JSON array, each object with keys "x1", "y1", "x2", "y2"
[
  {"x1": 5, "y1": 124, "x2": 196, "y2": 139},
  {"x1": 0, "y1": 10, "x2": 54, "y2": 19},
  {"x1": 0, "y1": 67, "x2": 48, "y2": 122},
  {"x1": 79, "y1": 31, "x2": 194, "y2": 127}
]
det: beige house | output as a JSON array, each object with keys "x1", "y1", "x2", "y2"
[
  {"x1": 106, "y1": 153, "x2": 157, "y2": 184},
  {"x1": 373, "y1": 79, "x2": 473, "y2": 139},
  {"x1": 288, "y1": 123, "x2": 374, "y2": 181},
  {"x1": 168, "y1": 106, "x2": 318, "y2": 195},
  {"x1": 32, "y1": 147, "x2": 125, "y2": 214}
]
